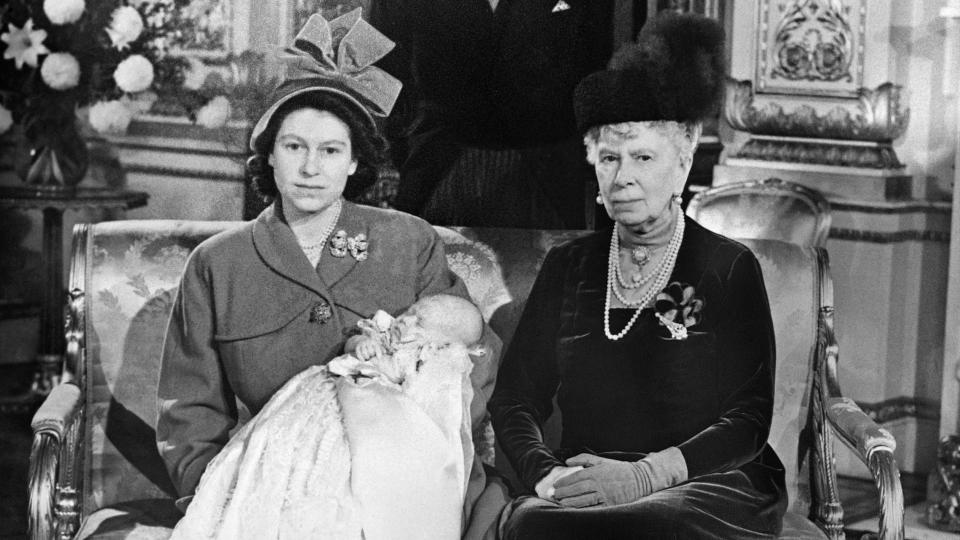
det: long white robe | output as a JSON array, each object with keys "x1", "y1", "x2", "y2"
[{"x1": 170, "y1": 316, "x2": 474, "y2": 540}]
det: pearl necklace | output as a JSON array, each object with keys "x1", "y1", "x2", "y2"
[
  {"x1": 603, "y1": 210, "x2": 685, "y2": 341},
  {"x1": 298, "y1": 198, "x2": 343, "y2": 266}
]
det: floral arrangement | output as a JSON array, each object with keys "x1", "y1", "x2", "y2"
[
  {"x1": 0, "y1": 0, "x2": 199, "y2": 141},
  {"x1": 0, "y1": 0, "x2": 282, "y2": 191},
  {"x1": 0, "y1": 0, "x2": 273, "y2": 137}
]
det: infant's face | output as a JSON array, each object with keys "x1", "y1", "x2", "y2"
[
  {"x1": 387, "y1": 298, "x2": 479, "y2": 384},
  {"x1": 391, "y1": 300, "x2": 466, "y2": 346},
  {"x1": 390, "y1": 303, "x2": 436, "y2": 344}
]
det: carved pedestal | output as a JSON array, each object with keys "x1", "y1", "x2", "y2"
[{"x1": 715, "y1": 161, "x2": 916, "y2": 201}]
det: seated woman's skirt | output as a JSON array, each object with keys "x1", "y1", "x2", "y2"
[{"x1": 501, "y1": 467, "x2": 788, "y2": 540}]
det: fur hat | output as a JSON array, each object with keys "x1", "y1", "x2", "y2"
[{"x1": 573, "y1": 12, "x2": 725, "y2": 133}]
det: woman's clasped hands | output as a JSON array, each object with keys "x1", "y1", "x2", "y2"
[{"x1": 539, "y1": 450, "x2": 686, "y2": 508}]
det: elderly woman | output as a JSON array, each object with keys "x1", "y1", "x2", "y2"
[
  {"x1": 489, "y1": 13, "x2": 787, "y2": 539},
  {"x1": 156, "y1": 10, "x2": 505, "y2": 539}
]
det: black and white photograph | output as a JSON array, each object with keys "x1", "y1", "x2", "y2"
[{"x1": 1, "y1": 1, "x2": 959, "y2": 538}]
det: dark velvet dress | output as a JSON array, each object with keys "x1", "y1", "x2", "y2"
[{"x1": 488, "y1": 217, "x2": 788, "y2": 539}]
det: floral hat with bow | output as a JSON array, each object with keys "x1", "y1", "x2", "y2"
[{"x1": 249, "y1": 8, "x2": 402, "y2": 151}]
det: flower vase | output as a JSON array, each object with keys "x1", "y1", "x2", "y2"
[{"x1": 14, "y1": 120, "x2": 89, "y2": 194}]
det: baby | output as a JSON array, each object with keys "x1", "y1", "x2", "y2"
[
  {"x1": 336, "y1": 294, "x2": 485, "y2": 540},
  {"x1": 171, "y1": 294, "x2": 484, "y2": 540}
]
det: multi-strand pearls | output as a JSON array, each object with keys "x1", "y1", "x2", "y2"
[
  {"x1": 603, "y1": 209, "x2": 685, "y2": 341},
  {"x1": 298, "y1": 198, "x2": 344, "y2": 267}
]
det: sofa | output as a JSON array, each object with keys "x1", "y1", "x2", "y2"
[{"x1": 28, "y1": 220, "x2": 904, "y2": 539}]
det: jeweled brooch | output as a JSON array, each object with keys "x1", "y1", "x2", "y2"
[
  {"x1": 329, "y1": 230, "x2": 348, "y2": 257},
  {"x1": 309, "y1": 299, "x2": 333, "y2": 324},
  {"x1": 347, "y1": 233, "x2": 368, "y2": 261},
  {"x1": 329, "y1": 230, "x2": 368, "y2": 261},
  {"x1": 654, "y1": 282, "x2": 704, "y2": 340}
]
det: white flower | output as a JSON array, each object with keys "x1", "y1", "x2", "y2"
[
  {"x1": 44, "y1": 0, "x2": 85, "y2": 25},
  {"x1": 195, "y1": 96, "x2": 231, "y2": 129},
  {"x1": 88, "y1": 100, "x2": 133, "y2": 134},
  {"x1": 113, "y1": 54, "x2": 154, "y2": 93},
  {"x1": 0, "y1": 103, "x2": 13, "y2": 135},
  {"x1": 1, "y1": 19, "x2": 50, "y2": 69},
  {"x1": 181, "y1": 57, "x2": 207, "y2": 90},
  {"x1": 40, "y1": 52, "x2": 81, "y2": 90},
  {"x1": 106, "y1": 6, "x2": 144, "y2": 50}
]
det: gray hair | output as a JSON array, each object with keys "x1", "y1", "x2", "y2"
[{"x1": 583, "y1": 121, "x2": 702, "y2": 166}]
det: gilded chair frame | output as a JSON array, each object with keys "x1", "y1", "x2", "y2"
[
  {"x1": 28, "y1": 224, "x2": 90, "y2": 540},
  {"x1": 805, "y1": 248, "x2": 903, "y2": 539}
]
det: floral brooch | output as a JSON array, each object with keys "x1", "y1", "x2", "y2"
[
  {"x1": 329, "y1": 230, "x2": 368, "y2": 261},
  {"x1": 654, "y1": 282, "x2": 704, "y2": 340}
]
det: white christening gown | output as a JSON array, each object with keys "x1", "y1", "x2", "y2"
[{"x1": 170, "y1": 312, "x2": 474, "y2": 540}]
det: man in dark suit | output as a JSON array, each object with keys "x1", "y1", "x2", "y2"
[{"x1": 371, "y1": 0, "x2": 616, "y2": 229}]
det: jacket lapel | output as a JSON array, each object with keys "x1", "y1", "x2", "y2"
[{"x1": 252, "y1": 204, "x2": 328, "y2": 297}]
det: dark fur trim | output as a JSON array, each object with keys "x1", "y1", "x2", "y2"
[{"x1": 574, "y1": 12, "x2": 725, "y2": 132}]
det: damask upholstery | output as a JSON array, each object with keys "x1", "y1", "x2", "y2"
[
  {"x1": 30, "y1": 220, "x2": 898, "y2": 539},
  {"x1": 686, "y1": 178, "x2": 832, "y2": 247}
]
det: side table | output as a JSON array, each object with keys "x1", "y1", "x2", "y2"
[{"x1": 0, "y1": 186, "x2": 148, "y2": 401}]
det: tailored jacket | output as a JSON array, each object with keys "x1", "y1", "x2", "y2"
[{"x1": 156, "y1": 202, "x2": 502, "y2": 523}]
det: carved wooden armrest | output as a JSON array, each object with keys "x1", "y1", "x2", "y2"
[
  {"x1": 819, "y1": 308, "x2": 904, "y2": 540},
  {"x1": 29, "y1": 383, "x2": 84, "y2": 540},
  {"x1": 826, "y1": 397, "x2": 896, "y2": 459},
  {"x1": 825, "y1": 397, "x2": 904, "y2": 540}
]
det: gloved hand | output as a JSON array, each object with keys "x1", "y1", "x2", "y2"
[
  {"x1": 553, "y1": 448, "x2": 688, "y2": 508},
  {"x1": 552, "y1": 454, "x2": 645, "y2": 507},
  {"x1": 534, "y1": 465, "x2": 584, "y2": 500}
]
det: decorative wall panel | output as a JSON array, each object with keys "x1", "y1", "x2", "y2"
[{"x1": 756, "y1": 0, "x2": 866, "y2": 97}]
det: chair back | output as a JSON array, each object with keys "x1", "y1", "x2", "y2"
[
  {"x1": 72, "y1": 221, "x2": 244, "y2": 515},
  {"x1": 740, "y1": 238, "x2": 829, "y2": 517},
  {"x1": 686, "y1": 178, "x2": 831, "y2": 247},
  {"x1": 70, "y1": 221, "x2": 829, "y2": 519}
]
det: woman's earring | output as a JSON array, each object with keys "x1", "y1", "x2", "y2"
[
  {"x1": 672, "y1": 193, "x2": 683, "y2": 207},
  {"x1": 596, "y1": 194, "x2": 603, "y2": 205}
]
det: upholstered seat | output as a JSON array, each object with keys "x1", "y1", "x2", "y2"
[
  {"x1": 29, "y1": 221, "x2": 902, "y2": 539},
  {"x1": 686, "y1": 178, "x2": 831, "y2": 247}
]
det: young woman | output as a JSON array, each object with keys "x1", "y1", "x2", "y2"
[{"x1": 156, "y1": 9, "x2": 505, "y2": 539}]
